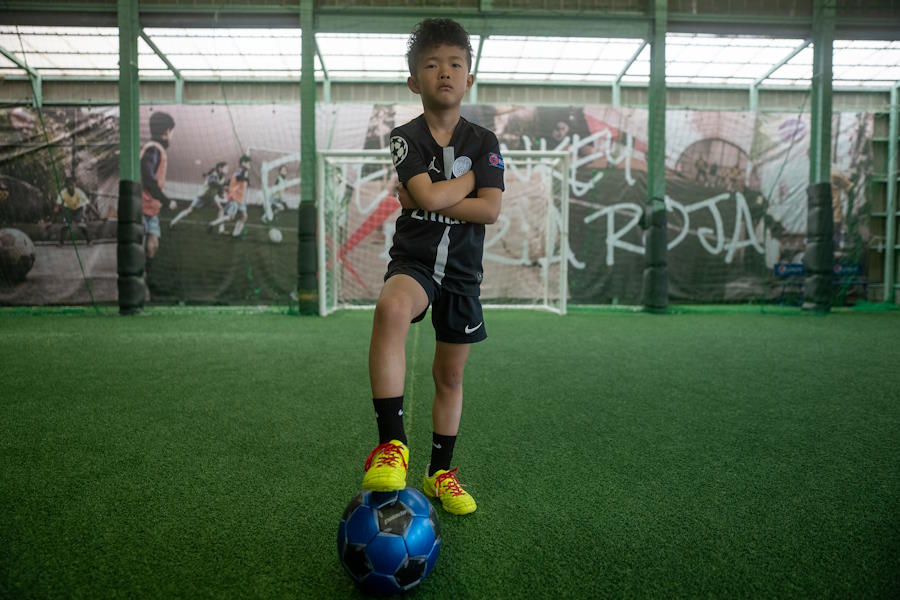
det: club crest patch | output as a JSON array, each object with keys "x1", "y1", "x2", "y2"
[
  {"x1": 390, "y1": 136, "x2": 408, "y2": 167},
  {"x1": 452, "y1": 156, "x2": 472, "y2": 178},
  {"x1": 488, "y1": 152, "x2": 504, "y2": 170}
]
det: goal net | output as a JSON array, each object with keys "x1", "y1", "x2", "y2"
[{"x1": 316, "y1": 150, "x2": 569, "y2": 316}]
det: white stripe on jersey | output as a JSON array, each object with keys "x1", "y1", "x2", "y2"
[
  {"x1": 432, "y1": 226, "x2": 451, "y2": 285},
  {"x1": 442, "y1": 146, "x2": 455, "y2": 180}
]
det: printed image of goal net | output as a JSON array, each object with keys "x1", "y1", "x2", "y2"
[{"x1": 317, "y1": 150, "x2": 569, "y2": 316}]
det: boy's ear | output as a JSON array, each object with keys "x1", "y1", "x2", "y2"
[
  {"x1": 466, "y1": 73, "x2": 474, "y2": 91},
  {"x1": 407, "y1": 75, "x2": 421, "y2": 95}
]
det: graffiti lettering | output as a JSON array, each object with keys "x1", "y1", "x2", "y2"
[{"x1": 582, "y1": 191, "x2": 764, "y2": 266}]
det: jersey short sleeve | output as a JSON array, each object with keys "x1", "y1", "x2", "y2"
[
  {"x1": 472, "y1": 131, "x2": 505, "y2": 192},
  {"x1": 389, "y1": 127, "x2": 427, "y2": 185}
]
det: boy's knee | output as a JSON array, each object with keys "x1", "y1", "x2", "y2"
[
  {"x1": 374, "y1": 295, "x2": 413, "y2": 327},
  {"x1": 433, "y1": 364, "x2": 464, "y2": 391}
]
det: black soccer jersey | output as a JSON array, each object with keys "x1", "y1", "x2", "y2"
[{"x1": 388, "y1": 114, "x2": 505, "y2": 297}]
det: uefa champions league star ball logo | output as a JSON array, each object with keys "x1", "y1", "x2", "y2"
[{"x1": 390, "y1": 136, "x2": 408, "y2": 167}]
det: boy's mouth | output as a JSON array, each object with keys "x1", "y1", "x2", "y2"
[{"x1": 438, "y1": 84, "x2": 453, "y2": 91}]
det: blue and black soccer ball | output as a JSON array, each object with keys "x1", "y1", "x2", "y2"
[{"x1": 337, "y1": 488, "x2": 441, "y2": 596}]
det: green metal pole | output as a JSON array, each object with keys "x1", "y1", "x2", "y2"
[
  {"x1": 0, "y1": 44, "x2": 42, "y2": 108},
  {"x1": 803, "y1": 0, "x2": 835, "y2": 312},
  {"x1": 809, "y1": 3, "x2": 833, "y2": 186},
  {"x1": 885, "y1": 83, "x2": 899, "y2": 304},
  {"x1": 470, "y1": 35, "x2": 486, "y2": 104},
  {"x1": 750, "y1": 40, "x2": 810, "y2": 114},
  {"x1": 140, "y1": 29, "x2": 183, "y2": 104},
  {"x1": 117, "y1": 0, "x2": 144, "y2": 314},
  {"x1": 297, "y1": 0, "x2": 318, "y2": 314},
  {"x1": 642, "y1": 0, "x2": 667, "y2": 312},
  {"x1": 315, "y1": 38, "x2": 330, "y2": 103},
  {"x1": 613, "y1": 39, "x2": 647, "y2": 109}
]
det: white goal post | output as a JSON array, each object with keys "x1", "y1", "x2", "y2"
[{"x1": 316, "y1": 149, "x2": 569, "y2": 316}]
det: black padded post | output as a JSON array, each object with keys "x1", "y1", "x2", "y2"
[
  {"x1": 117, "y1": 179, "x2": 145, "y2": 315},
  {"x1": 641, "y1": 198, "x2": 669, "y2": 311},
  {"x1": 296, "y1": 201, "x2": 318, "y2": 314},
  {"x1": 802, "y1": 182, "x2": 833, "y2": 312}
]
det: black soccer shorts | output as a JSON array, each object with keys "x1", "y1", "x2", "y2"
[{"x1": 385, "y1": 262, "x2": 487, "y2": 345}]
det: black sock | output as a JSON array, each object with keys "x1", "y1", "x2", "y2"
[
  {"x1": 373, "y1": 396, "x2": 406, "y2": 445},
  {"x1": 429, "y1": 432, "x2": 457, "y2": 476}
]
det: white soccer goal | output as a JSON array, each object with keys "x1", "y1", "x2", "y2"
[{"x1": 316, "y1": 149, "x2": 569, "y2": 316}]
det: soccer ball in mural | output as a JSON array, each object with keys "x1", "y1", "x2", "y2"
[
  {"x1": 268, "y1": 227, "x2": 283, "y2": 244},
  {"x1": 0, "y1": 227, "x2": 36, "y2": 284},
  {"x1": 337, "y1": 488, "x2": 441, "y2": 596}
]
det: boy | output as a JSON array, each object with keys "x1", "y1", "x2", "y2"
[
  {"x1": 170, "y1": 161, "x2": 228, "y2": 228},
  {"x1": 262, "y1": 164, "x2": 289, "y2": 224},
  {"x1": 209, "y1": 154, "x2": 251, "y2": 237},
  {"x1": 140, "y1": 111, "x2": 175, "y2": 275},
  {"x1": 362, "y1": 18, "x2": 504, "y2": 516},
  {"x1": 54, "y1": 175, "x2": 100, "y2": 245}
]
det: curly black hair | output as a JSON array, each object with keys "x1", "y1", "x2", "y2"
[{"x1": 406, "y1": 18, "x2": 473, "y2": 76}]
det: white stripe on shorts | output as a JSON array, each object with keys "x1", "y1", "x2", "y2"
[{"x1": 432, "y1": 225, "x2": 451, "y2": 286}]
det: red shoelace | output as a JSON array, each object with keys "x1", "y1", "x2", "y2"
[
  {"x1": 364, "y1": 442, "x2": 408, "y2": 472},
  {"x1": 434, "y1": 468, "x2": 466, "y2": 497}
]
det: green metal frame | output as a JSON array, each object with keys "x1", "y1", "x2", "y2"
[
  {"x1": 809, "y1": 0, "x2": 834, "y2": 186},
  {"x1": 643, "y1": 0, "x2": 667, "y2": 311},
  {"x1": 749, "y1": 39, "x2": 810, "y2": 113},
  {"x1": 3, "y1": 2, "x2": 899, "y2": 39},
  {"x1": 117, "y1": 0, "x2": 139, "y2": 183},
  {"x1": 300, "y1": 1, "x2": 316, "y2": 204},
  {"x1": 0, "y1": 44, "x2": 42, "y2": 108},
  {"x1": 314, "y1": 37, "x2": 330, "y2": 103},
  {"x1": 469, "y1": 35, "x2": 486, "y2": 104},
  {"x1": 886, "y1": 82, "x2": 899, "y2": 303},
  {"x1": 613, "y1": 40, "x2": 647, "y2": 108},
  {"x1": 298, "y1": 0, "x2": 317, "y2": 314},
  {"x1": 139, "y1": 28, "x2": 183, "y2": 103}
]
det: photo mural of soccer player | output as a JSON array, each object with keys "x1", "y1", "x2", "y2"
[
  {"x1": 140, "y1": 111, "x2": 176, "y2": 277},
  {"x1": 53, "y1": 175, "x2": 101, "y2": 245},
  {"x1": 261, "y1": 164, "x2": 288, "y2": 224},
  {"x1": 170, "y1": 161, "x2": 228, "y2": 228},
  {"x1": 209, "y1": 154, "x2": 251, "y2": 238}
]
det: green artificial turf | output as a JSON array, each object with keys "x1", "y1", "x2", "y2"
[{"x1": 1, "y1": 309, "x2": 899, "y2": 598}]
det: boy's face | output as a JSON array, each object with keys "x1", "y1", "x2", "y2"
[
  {"x1": 163, "y1": 127, "x2": 174, "y2": 143},
  {"x1": 408, "y1": 44, "x2": 473, "y2": 110}
]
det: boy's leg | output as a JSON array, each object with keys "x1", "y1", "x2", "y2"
[
  {"x1": 232, "y1": 209, "x2": 248, "y2": 237},
  {"x1": 423, "y1": 341, "x2": 477, "y2": 514},
  {"x1": 430, "y1": 341, "x2": 470, "y2": 468},
  {"x1": 423, "y1": 293, "x2": 484, "y2": 515},
  {"x1": 170, "y1": 204, "x2": 193, "y2": 227},
  {"x1": 363, "y1": 273, "x2": 430, "y2": 492},
  {"x1": 370, "y1": 274, "x2": 429, "y2": 400}
]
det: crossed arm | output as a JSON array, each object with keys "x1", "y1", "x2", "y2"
[{"x1": 400, "y1": 171, "x2": 502, "y2": 225}]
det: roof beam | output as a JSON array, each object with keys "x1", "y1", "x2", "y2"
[
  {"x1": 314, "y1": 36, "x2": 330, "y2": 103},
  {"x1": 613, "y1": 39, "x2": 647, "y2": 107},
  {"x1": 750, "y1": 38, "x2": 810, "y2": 112},
  {"x1": 2, "y1": 5, "x2": 898, "y2": 39},
  {"x1": 0, "y1": 43, "x2": 41, "y2": 107},
  {"x1": 469, "y1": 34, "x2": 487, "y2": 104},
  {"x1": 139, "y1": 29, "x2": 183, "y2": 103}
]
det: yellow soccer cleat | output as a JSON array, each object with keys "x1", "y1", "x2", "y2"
[
  {"x1": 362, "y1": 440, "x2": 409, "y2": 492},
  {"x1": 423, "y1": 466, "x2": 477, "y2": 515}
]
